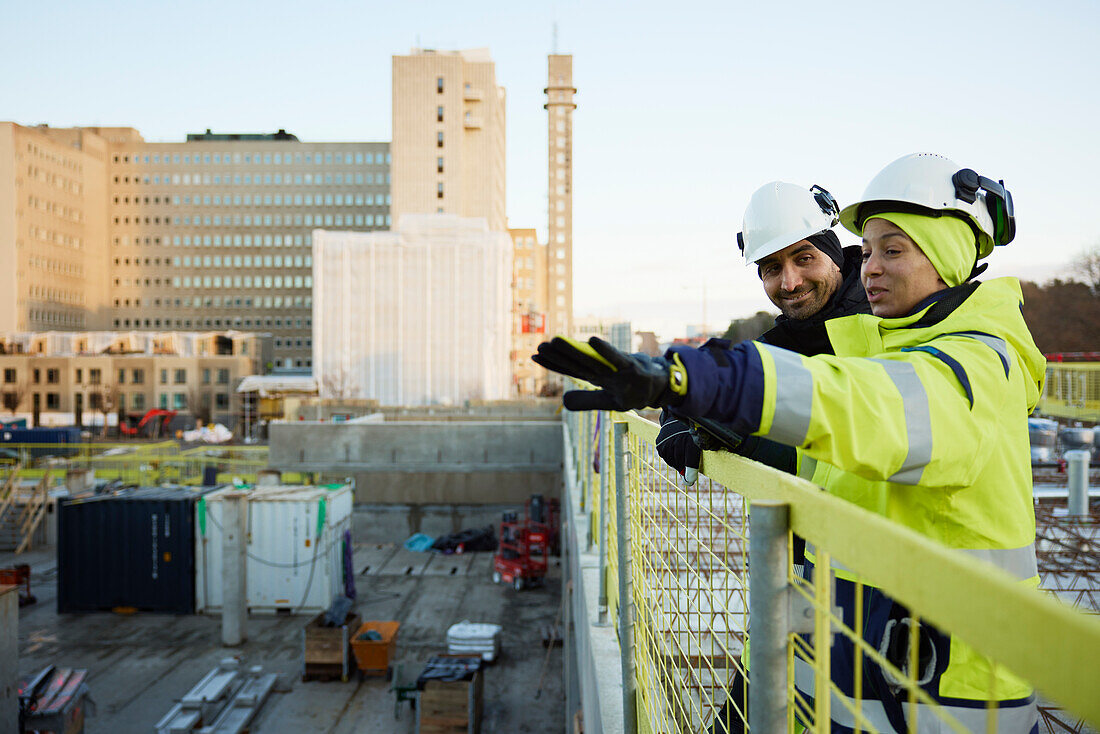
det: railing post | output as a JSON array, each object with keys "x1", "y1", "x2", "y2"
[
  {"x1": 749, "y1": 500, "x2": 790, "y2": 734},
  {"x1": 597, "y1": 412, "x2": 610, "y2": 625},
  {"x1": 614, "y1": 421, "x2": 637, "y2": 734},
  {"x1": 1066, "y1": 449, "x2": 1090, "y2": 518}
]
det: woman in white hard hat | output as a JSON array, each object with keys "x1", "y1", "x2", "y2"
[{"x1": 534, "y1": 153, "x2": 1044, "y2": 733}]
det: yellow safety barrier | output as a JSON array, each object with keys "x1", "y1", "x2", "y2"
[
  {"x1": 1039, "y1": 362, "x2": 1100, "y2": 422},
  {"x1": 565, "y1": 407, "x2": 1100, "y2": 733}
]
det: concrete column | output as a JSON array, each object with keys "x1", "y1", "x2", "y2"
[
  {"x1": 220, "y1": 491, "x2": 248, "y2": 646},
  {"x1": 0, "y1": 586, "x2": 18, "y2": 732},
  {"x1": 1066, "y1": 449, "x2": 1090, "y2": 518}
]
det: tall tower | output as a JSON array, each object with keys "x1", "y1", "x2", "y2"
[
  {"x1": 545, "y1": 55, "x2": 575, "y2": 337},
  {"x1": 391, "y1": 48, "x2": 507, "y2": 232}
]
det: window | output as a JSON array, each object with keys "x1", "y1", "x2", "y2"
[
  {"x1": 132, "y1": 393, "x2": 145, "y2": 410},
  {"x1": 3, "y1": 368, "x2": 15, "y2": 383},
  {"x1": 32, "y1": 369, "x2": 40, "y2": 384},
  {"x1": 437, "y1": 132, "x2": 444, "y2": 148},
  {"x1": 202, "y1": 368, "x2": 211, "y2": 385},
  {"x1": 216, "y1": 368, "x2": 229, "y2": 385},
  {"x1": 437, "y1": 106, "x2": 444, "y2": 122},
  {"x1": 174, "y1": 368, "x2": 186, "y2": 384},
  {"x1": 160, "y1": 369, "x2": 167, "y2": 384},
  {"x1": 436, "y1": 77, "x2": 444, "y2": 93},
  {"x1": 118, "y1": 369, "x2": 125, "y2": 385},
  {"x1": 46, "y1": 393, "x2": 60, "y2": 410},
  {"x1": 437, "y1": 182, "x2": 444, "y2": 199},
  {"x1": 173, "y1": 393, "x2": 186, "y2": 410},
  {"x1": 89, "y1": 368, "x2": 101, "y2": 385},
  {"x1": 437, "y1": 157, "x2": 444, "y2": 174},
  {"x1": 132, "y1": 369, "x2": 145, "y2": 384},
  {"x1": 215, "y1": 393, "x2": 229, "y2": 409},
  {"x1": 159, "y1": 393, "x2": 168, "y2": 409}
]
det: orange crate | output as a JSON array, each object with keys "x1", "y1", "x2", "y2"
[{"x1": 351, "y1": 620, "x2": 400, "y2": 677}]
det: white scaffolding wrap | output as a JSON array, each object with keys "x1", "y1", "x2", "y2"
[{"x1": 313, "y1": 215, "x2": 513, "y2": 406}]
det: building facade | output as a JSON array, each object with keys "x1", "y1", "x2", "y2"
[
  {"x1": 509, "y1": 227, "x2": 548, "y2": 395},
  {"x1": 545, "y1": 55, "x2": 576, "y2": 337},
  {"x1": 313, "y1": 215, "x2": 512, "y2": 407},
  {"x1": 0, "y1": 122, "x2": 390, "y2": 373},
  {"x1": 391, "y1": 48, "x2": 507, "y2": 232},
  {"x1": 0, "y1": 331, "x2": 269, "y2": 429}
]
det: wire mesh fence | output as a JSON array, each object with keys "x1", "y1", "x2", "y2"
[{"x1": 565, "y1": 406, "x2": 1100, "y2": 734}]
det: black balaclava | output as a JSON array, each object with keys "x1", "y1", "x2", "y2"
[{"x1": 805, "y1": 230, "x2": 844, "y2": 271}]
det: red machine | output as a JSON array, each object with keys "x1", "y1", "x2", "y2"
[
  {"x1": 492, "y1": 494, "x2": 560, "y2": 590},
  {"x1": 119, "y1": 409, "x2": 177, "y2": 438}
]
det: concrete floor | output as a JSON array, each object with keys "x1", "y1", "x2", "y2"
[{"x1": 7, "y1": 504, "x2": 565, "y2": 733}]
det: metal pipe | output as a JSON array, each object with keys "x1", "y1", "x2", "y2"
[
  {"x1": 1066, "y1": 449, "x2": 1090, "y2": 518},
  {"x1": 749, "y1": 500, "x2": 790, "y2": 734},
  {"x1": 614, "y1": 421, "x2": 637, "y2": 734},
  {"x1": 597, "y1": 412, "x2": 610, "y2": 625}
]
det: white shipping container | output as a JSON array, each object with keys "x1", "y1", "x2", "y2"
[{"x1": 196, "y1": 483, "x2": 354, "y2": 614}]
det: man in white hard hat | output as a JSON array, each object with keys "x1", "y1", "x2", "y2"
[{"x1": 656, "y1": 182, "x2": 870, "y2": 484}]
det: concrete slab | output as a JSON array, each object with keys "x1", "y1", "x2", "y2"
[{"x1": 4, "y1": 504, "x2": 564, "y2": 734}]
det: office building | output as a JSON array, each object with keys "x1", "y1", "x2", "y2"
[
  {"x1": 313, "y1": 215, "x2": 512, "y2": 406},
  {"x1": 545, "y1": 55, "x2": 576, "y2": 337},
  {"x1": 0, "y1": 122, "x2": 391, "y2": 373},
  {"x1": 391, "y1": 48, "x2": 507, "y2": 232}
]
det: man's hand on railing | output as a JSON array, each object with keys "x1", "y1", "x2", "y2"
[
  {"x1": 656, "y1": 414, "x2": 702, "y2": 485},
  {"x1": 532, "y1": 336, "x2": 689, "y2": 412}
]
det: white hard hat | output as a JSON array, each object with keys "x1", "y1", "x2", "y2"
[
  {"x1": 737, "y1": 182, "x2": 840, "y2": 265},
  {"x1": 839, "y1": 153, "x2": 1015, "y2": 258}
]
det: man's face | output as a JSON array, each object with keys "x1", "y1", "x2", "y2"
[{"x1": 757, "y1": 240, "x2": 843, "y2": 320}]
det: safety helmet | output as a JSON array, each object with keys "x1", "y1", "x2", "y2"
[
  {"x1": 737, "y1": 182, "x2": 840, "y2": 265},
  {"x1": 839, "y1": 153, "x2": 1015, "y2": 258}
]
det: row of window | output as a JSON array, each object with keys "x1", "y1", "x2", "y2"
[
  {"x1": 114, "y1": 254, "x2": 311, "y2": 269},
  {"x1": 115, "y1": 151, "x2": 390, "y2": 166},
  {"x1": 25, "y1": 141, "x2": 82, "y2": 172},
  {"x1": 28, "y1": 286, "x2": 85, "y2": 305},
  {"x1": 114, "y1": 274, "x2": 313, "y2": 290},
  {"x1": 113, "y1": 213, "x2": 392, "y2": 228},
  {"x1": 28, "y1": 256, "x2": 84, "y2": 277},
  {"x1": 112, "y1": 317, "x2": 313, "y2": 338},
  {"x1": 112, "y1": 171, "x2": 390, "y2": 187},
  {"x1": 3, "y1": 366, "x2": 228, "y2": 387},
  {"x1": 27, "y1": 195, "x2": 83, "y2": 223},
  {"x1": 115, "y1": 295, "x2": 310, "y2": 311},
  {"x1": 28, "y1": 311, "x2": 86, "y2": 327},
  {"x1": 116, "y1": 233, "x2": 312, "y2": 248},
  {"x1": 26, "y1": 225, "x2": 83, "y2": 249},
  {"x1": 24, "y1": 165, "x2": 82, "y2": 196},
  {"x1": 116, "y1": 192, "x2": 389, "y2": 207}
]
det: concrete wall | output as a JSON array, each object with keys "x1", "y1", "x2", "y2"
[{"x1": 269, "y1": 420, "x2": 562, "y2": 504}]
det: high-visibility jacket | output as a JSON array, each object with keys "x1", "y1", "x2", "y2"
[{"x1": 671, "y1": 278, "x2": 1045, "y2": 732}]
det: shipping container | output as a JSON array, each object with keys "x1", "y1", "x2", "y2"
[
  {"x1": 196, "y1": 482, "x2": 354, "y2": 615},
  {"x1": 0, "y1": 426, "x2": 83, "y2": 458},
  {"x1": 57, "y1": 486, "x2": 216, "y2": 613}
]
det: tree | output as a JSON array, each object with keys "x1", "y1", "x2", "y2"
[
  {"x1": 1069, "y1": 245, "x2": 1100, "y2": 296},
  {"x1": 1020, "y1": 279, "x2": 1100, "y2": 353},
  {"x1": 186, "y1": 387, "x2": 213, "y2": 427},
  {"x1": 321, "y1": 367, "x2": 360, "y2": 400},
  {"x1": 722, "y1": 311, "x2": 778, "y2": 343},
  {"x1": 90, "y1": 383, "x2": 119, "y2": 438}
]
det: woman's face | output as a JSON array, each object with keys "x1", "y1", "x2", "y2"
[{"x1": 860, "y1": 218, "x2": 947, "y2": 318}]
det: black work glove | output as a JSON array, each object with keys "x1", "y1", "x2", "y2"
[
  {"x1": 656, "y1": 414, "x2": 702, "y2": 484},
  {"x1": 532, "y1": 336, "x2": 688, "y2": 412}
]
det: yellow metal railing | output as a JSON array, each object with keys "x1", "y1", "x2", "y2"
[
  {"x1": 566, "y1": 408, "x2": 1100, "y2": 733},
  {"x1": 1038, "y1": 362, "x2": 1100, "y2": 422}
]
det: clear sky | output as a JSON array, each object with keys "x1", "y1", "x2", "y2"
[{"x1": 4, "y1": 0, "x2": 1099, "y2": 340}]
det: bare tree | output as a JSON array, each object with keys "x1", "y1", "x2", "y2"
[
  {"x1": 186, "y1": 387, "x2": 213, "y2": 427},
  {"x1": 1070, "y1": 245, "x2": 1100, "y2": 296},
  {"x1": 1, "y1": 381, "x2": 28, "y2": 415},
  {"x1": 90, "y1": 383, "x2": 119, "y2": 438},
  {"x1": 322, "y1": 367, "x2": 360, "y2": 400}
]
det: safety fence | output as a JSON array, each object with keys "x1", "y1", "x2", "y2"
[
  {"x1": 1038, "y1": 362, "x2": 1100, "y2": 422},
  {"x1": 564, "y1": 407, "x2": 1100, "y2": 734},
  {"x1": 0, "y1": 442, "x2": 297, "y2": 487}
]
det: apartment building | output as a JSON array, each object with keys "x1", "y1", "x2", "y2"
[
  {"x1": 0, "y1": 331, "x2": 269, "y2": 428},
  {"x1": 391, "y1": 48, "x2": 507, "y2": 231},
  {"x1": 0, "y1": 122, "x2": 390, "y2": 372},
  {"x1": 510, "y1": 227, "x2": 548, "y2": 395}
]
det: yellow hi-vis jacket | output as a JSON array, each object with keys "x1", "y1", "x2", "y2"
[{"x1": 752, "y1": 278, "x2": 1044, "y2": 715}]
